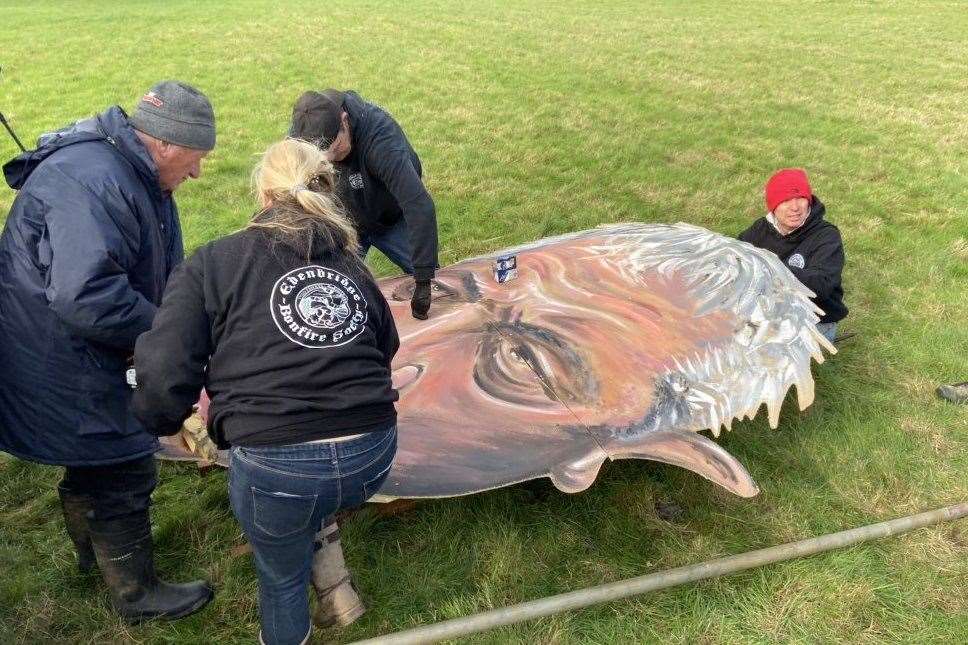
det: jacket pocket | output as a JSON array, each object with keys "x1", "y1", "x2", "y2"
[
  {"x1": 76, "y1": 389, "x2": 133, "y2": 436},
  {"x1": 67, "y1": 343, "x2": 137, "y2": 437},
  {"x1": 251, "y1": 487, "x2": 318, "y2": 539}
]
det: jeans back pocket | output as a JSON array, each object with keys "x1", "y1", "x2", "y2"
[{"x1": 251, "y1": 487, "x2": 318, "y2": 539}]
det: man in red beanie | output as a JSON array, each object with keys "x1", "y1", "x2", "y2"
[{"x1": 738, "y1": 169, "x2": 847, "y2": 342}]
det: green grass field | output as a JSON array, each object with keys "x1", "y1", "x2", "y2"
[{"x1": 1, "y1": 0, "x2": 966, "y2": 642}]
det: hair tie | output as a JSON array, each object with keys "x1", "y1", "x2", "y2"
[{"x1": 290, "y1": 183, "x2": 307, "y2": 196}]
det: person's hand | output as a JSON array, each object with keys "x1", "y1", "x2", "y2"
[{"x1": 411, "y1": 279, "x2": 432, "y2": 320}]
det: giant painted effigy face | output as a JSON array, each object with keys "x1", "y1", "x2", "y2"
[{"x1": 161, "y1": 223, "x2": 833, "y2": 500}]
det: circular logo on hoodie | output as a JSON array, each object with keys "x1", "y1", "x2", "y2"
[
  {"x1": 270, "y1": 266, "x2": 368, "y2": 348},
  {"x1": 787, "y1": 253, "x2": 806, "y2": 269}
]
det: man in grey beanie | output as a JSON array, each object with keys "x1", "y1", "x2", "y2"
[
  {"x1": 129, "y1": 80, "x2": 216, "y2": 192},
  {"x1": 0, "y1": 80, "x2": 216, "y2": 622}
]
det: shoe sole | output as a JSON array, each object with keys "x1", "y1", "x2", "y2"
[
  {"x1": 122, "y1": 587, "x2": 215, "y2": 624},
  {"x1": 313, "y1": 602, "x2": 365, "y2": 628}
]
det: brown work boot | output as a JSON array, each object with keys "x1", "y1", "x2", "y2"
[{"x1": 311, "y1": 518, "x2": 365, "y2": 628}]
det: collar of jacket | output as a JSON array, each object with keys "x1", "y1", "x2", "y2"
[
  {"x1": 340, "y1": 91, "x2": 371, "y2": 142},
  {"x1": 95, "y1": 106, "x2": 166, "y2": 201},
  {"x1": 765, "y1": 196, "x2": 826, "y2": 240}
]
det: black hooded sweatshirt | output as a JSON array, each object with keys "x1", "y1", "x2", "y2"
[
  {"x1": 336, "y1": 91, "x2": 439, "y2": 281},
  {"x1": 131, "y1": 223, "x2": 400, "y2": 448},
  {"x1": 738, "y1": 196, "x2": 848, "y2": 323}
]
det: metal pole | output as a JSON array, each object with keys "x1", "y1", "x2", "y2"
[
  {"x1": 0, "y1": 111, "x2": 26, "y2": 153},
  {"x1": 351, "y1": 503, "x2": 968, "y2": 645},
  {"x1": 0, "y1": 67, "x2": 27, "y2": 153}
]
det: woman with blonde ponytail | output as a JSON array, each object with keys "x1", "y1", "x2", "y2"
[
  {"x1": 131, "y1": 138, "x2": 400, "y2": 645},
  {"x1": 249, "y1": 138, "x2": 360, "y2": 258}
]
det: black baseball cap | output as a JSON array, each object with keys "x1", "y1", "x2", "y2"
[{"x1": 289, "y1": 89, "x2": 345, "y2": 146}]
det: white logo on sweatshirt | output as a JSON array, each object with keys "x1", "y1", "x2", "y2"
[
  {"x1": 787, "y1": 253, "x2": 806, "y2": 269},
  {"x1": 270, "y1": 266, "x2": 368, "y2": 349}
]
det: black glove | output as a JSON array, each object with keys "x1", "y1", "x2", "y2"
[
  {"x1": 146, "y1": 417, "x2": 188, "y2": 438},
  {"x1": 411, "y1": 279, "x2": 432, "y2": 320}
]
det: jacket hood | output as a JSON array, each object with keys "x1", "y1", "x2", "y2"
[{"x1": 3, "y1": 106, "x2": 161, "y2": 197}]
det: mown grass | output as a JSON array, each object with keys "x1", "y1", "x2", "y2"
[{"x1": 1, "y1": 0, "x2": 966, "y2": 643}]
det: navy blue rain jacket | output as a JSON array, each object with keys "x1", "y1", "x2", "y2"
[{"x1": 0, "y1": 106, "x2": 183, "y2": 465}]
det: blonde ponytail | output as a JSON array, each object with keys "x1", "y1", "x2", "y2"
[{"x1": 249, "y1": 138, "x2": 360, "y2": 256}]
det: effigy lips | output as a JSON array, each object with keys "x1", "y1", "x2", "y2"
[{"x1": 159, "y1": 223, "x2": 833, "y2": 500}]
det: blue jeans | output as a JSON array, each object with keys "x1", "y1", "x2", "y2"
[
  {"x1": 228, "y1": 427, "x2": 397, "y2": 645},
  {"x1": 817, "y1": 322, "x2": 838, "y2": 343},
  {"x1": 359, "y1": 219, "x2": 414, "y2": 275}
]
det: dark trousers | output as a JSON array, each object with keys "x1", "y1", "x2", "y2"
[
  {"x1": 358, "y1": 219, "x2": 415, "y2": 275},
  {"x1": 59, "y1": 454, "x2": 157, "y2": 522}
]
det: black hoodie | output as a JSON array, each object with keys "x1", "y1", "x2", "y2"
[
  {"x1": 738, "y1": 197, "x2": 848, "y2": 323},
  {"x1": 132, "y1": 223, "x2": 400, "y2": 448},
  {"x1": 335, "y1": 91, "x2": 439, "y2": 281}
]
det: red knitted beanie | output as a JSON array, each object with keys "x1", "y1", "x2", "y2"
[{"x1": 765, "y1": 168, "x2": 812, "y2": 212}]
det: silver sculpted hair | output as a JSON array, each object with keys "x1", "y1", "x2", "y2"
[{"x1": 496, "y1": 222, "x2": 835, "y2": 437}]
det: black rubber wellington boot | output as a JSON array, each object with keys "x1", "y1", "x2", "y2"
[
  {"x1": 89, "y1": 512, "x2": 213, "y2": 623},
  {"x1": 56, "y1": 484, "x2": 97, "y2": 574}
]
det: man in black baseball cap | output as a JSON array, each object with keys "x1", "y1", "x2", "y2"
[
  {"x1": 0, "y1": 80, "x2": 215, "y2": 622},
  {"x1": 290, "y1": 89, "x2": 439, "y2": 320}
]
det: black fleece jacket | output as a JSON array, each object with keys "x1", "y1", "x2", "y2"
[
  {"x1": 738, "y1": 197, "x2": 847, "y2": 323},
  {"x1": 337, "y1": 91, "x2": 439, "y2": 281},
  {"x1": 132, "y1": 225, "x2": 399, "y2": 448}
]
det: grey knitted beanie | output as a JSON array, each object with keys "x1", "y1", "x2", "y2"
[{"x1": 129, "y1": 81, "x2": 216, "y2": 151}]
